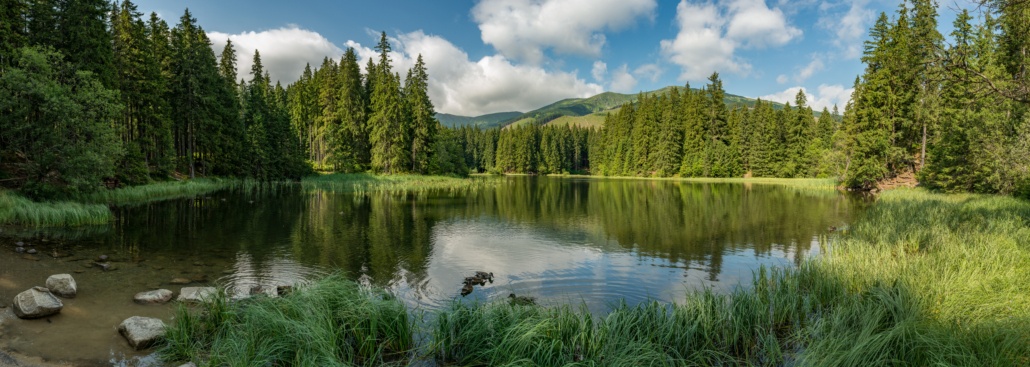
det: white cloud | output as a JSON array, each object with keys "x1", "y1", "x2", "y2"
[
  {"x1": 726, "y1": 0, "x2": 802, "y2": 48},
  {"x1": 776, "y1": 74, "x2": 789, "y2": 84},
  {"x1": 347, "y1": 31, "x2": 603, "y2": 116},
  {"x1": 592, "y1": 61, "x2": 608, "y2": 82},
  {"x1": 795, "y1": 57, "x2": 824, "y2": 82},
  {"x1": 661, "y1": 0, "x2": 800, "y2": 82},
  {"x1": 818, "y1": 0, "x2": 874, "y2": 59},
  {"x1": 758, "y1": 84, "x2": 853, "y2": 111},
  {"x1": 633, "y1": 63, "x2": 663, "y2": 82},
  {"x1": 472, "y1": 0, "x2": 657, "y2": 64},
  {"x1": 610, "y1": 64, "x2": 638, "y2": 93},
  {"x1": 208, "y1": 26, "x2": 344, "y2": 84}
]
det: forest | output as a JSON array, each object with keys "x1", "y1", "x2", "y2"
[{"x1": 1, "y1": 0, "x2": 1028, "y2": 200}]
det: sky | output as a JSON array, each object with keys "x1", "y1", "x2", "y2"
[{"x1": 134, "y1": 0, "x2": 978, "y2": 117}]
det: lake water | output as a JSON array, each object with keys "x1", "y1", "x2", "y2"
[{"x1": 0, "y1": 177, "x2": 863, "y2": 366}]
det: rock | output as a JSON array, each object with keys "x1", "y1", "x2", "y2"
[
  {"x1": 97, "y1": 255, "x2": 109, "y2": 261},
  {"x1": 45, "y1": 274, "x2": 77, "y2": 298},
  {"x1": 12, "y1": 287, "x2": 63, "y2": 319},
  {"x1": 15, "y1": 241, "x2": 24, "y2": 246},
  {"x1": 118, "y1": 316, "x2": 166, "y2": 350},
  {"x1": 14, "y1": 247, "x2": 25, "y2": 253},
  {"x1": 177, "y1": 287, "x2": 217, "y2": 303},
  {"x1": 94, "y1": 262, "x2": 111, "y2": 271},
  {"x1": 26, "y1": 248, "x2": 37, "y2": 254},
  {"x1": 169, "y1": 278, "x2": 191, "y2": 285},
  {"x1": 134, "y1": 289, "x2": 174, "y2": 305}
]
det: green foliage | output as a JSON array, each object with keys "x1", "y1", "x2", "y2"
[
  {"x1": 160, "y1": 274, "x2": 414, "y2": 367},
  {"x1": 0, "y1": 46, "x2": 123, "y2": 199},
  {"x1": 0, "y1": 189, "x2": 112, "y2": 226}
]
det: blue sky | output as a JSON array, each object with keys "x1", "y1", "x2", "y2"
[{"x1": 134, "y1": 0, "x2": 976, "y2": 116}]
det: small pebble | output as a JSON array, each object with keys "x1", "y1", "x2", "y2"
[
  {"x1": 15, "y1": 241, "x2": 24, "y2": 246},
  {"x1": 15, "y1": 247, "x2": 25, "y2": 253},
  {"x1": 26, "y1": 248, "x2": 37, "y2": 254},
  {"x1": 97, "y1": 255, "x2": 109, "y2": 261}
]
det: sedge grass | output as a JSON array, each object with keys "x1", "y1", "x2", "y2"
[
  {"x1": 160, "y1": 274, "x2": 414, "y2": 367},
  {"x1": 76, "y1": 178, "x2": 235, "y2": 206},
  {"x1": 302, "y1": 173, "x2": 498, "y2": 194},
  {"x1": 0, "y1": 190, "x2": 111, "y2": 226}
]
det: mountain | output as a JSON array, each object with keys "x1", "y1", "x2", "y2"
[
  {"x1": 504, "y1": 86, "x2": 792, "y2": 129},
  {"x1": 437, "y1": 111, "x2": 523, "y2": 129}
]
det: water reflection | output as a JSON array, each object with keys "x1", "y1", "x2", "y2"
[{"x1": 0, "y1": 177, "x2": 862, "y2": 364}]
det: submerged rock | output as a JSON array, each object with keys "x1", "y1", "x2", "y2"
[
  {"x1": 134, "y1": 289, "x2": 174, "y2": 305},
  {"x1": 26, "y1": 248, "x2": 37, "y2": 255},
  {"x1": 14, "y1": 247, "x2": 25, "y2": 253},
  {"x1": 45, "y1": 274, "x2": 77, "y2": 298},
  {"x1": 177, "y1": 287, "x2": 217, "y2": 303},
  {"x1": 13, "y1": 287, "x2": 63, "y2": 319},
  {"x1": 118, "y1": 316, "x2": 166, "y2": 350},
  {"x1": 169, "y1": 278, "x2": 192, "y2": 285}
]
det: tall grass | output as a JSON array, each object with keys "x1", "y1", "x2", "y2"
[
  {"x1": 0, "y1": 190, "x2": 111, "y2": 226},
  {"x1": 302, "y1": 173, "x2": 498, "y2": 194},
  {"x1": 76, "y1": 178, "x2": 235, "y2": 205},
  {"x1": 160, "y1": 274, "x2": 414, "y2": 367}
]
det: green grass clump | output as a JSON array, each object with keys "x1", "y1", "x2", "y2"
[
  {"x1": 0, "y1": 190, "x2": 111, "y2": 226},
  {"x1": 161, "y1": 274, "x2": 414, "y2": 367},
  {"x1": 302, "y1": 173, "x2": 497, "y2": 194},
  {"x1": 77, "y1": 178, "x2": 234, "y2": 205}
]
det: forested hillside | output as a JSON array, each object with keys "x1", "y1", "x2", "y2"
[{"x1": 1, "y1": 0, "x2": 1027, "y2": 199}]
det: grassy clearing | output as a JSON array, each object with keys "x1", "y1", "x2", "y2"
[
  {"x1": 158, "y1": 188, "x2": 1029, "y2": 366},
  {"x1": 77, "y1": 178, "x2": 234, "y2": 206},
  {"x1": 161, "y1": 274, "x2": 413, "y2": 367},
  {"x1": 0, "y1": 190, "x2": 111, "y2": 226},
  {"x1": 302, "y1": 173, "x2": 497, "y2": 194}
]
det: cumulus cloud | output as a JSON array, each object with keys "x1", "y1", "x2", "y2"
[
  {"x1": 472, "y1": 0, "x2": 657, "y2": 64},
  {"x1": 208, "y1": 26, "x2": 344, "y2": 84},
  {"x1": 661, "y1": 0, "x2": 800, "y2": 82},
  {"x1": 726, "y1": 0, "x2": 802, "y2": 48},
  {"x1": 758, "y1": 84, "x2": 854, "y2": 111},
  {"x1": 592, "y1": 61, "x2": 608, "y2": 82},
  {"x1": 347, "y1": 31, "x2": 603, "y2": 116},
  {"x1": 818, "y1": 0, "x2": 874, "y2": 59},
  {"x1": 610, "y1": 65, "x2": 638, "y2": 93},
  {"x1": 776, "y1": 74, "x2": 789, "y2": 84}
]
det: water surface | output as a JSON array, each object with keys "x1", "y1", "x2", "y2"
[{"x1": 0, "y1": 177, "x2": 862, "y2": 365}]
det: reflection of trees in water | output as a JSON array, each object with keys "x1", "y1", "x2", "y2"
[
  {"x1": 100, "y1": 179, "x2": 859, "y2": 291},
  {"x1": 455, "y1": 178, "x2": 860, "y2": 280}
]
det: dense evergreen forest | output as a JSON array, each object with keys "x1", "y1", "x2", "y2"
[
  {"x1": 1, "y1": 0, "x2": 1028, "y2": 200},
  {"x1": 0, "y1": 0, "x2": 464, "y2": 200}
]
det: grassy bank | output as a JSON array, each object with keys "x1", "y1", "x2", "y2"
[
  {"x1": 302, "y1": 173, "x2": 497, "y2": 194},
  {"x1": 0, "y1": 179, "x2": 235, "y2": 227},
  {"x1": 159, "y1": 188, "x2": 1029, "y2": 366},
  {"x1": 0, "y1": 190, "x2": 112, "y2": 226},
  {"x1": 558, "y1": 174, "x2": 838, "y2": 190}
]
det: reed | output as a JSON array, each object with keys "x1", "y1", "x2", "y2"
[
  {"x1": 160, "y1": 274, "x2": 414, "y2": 367},
  {"x1": 0, "y1": 190, "x2": 112, "y2": 226},
  {"x1": 77, "y1": 178, "x2": 235, "y2": 205},
  {"x1": 302, "y1": 173, "x2": 498, "y2": 194}
]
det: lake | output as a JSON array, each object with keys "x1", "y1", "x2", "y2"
[{"x1": 0, "y1": 177, "x2": 863, "y2": 366}]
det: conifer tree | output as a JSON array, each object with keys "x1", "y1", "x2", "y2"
[
  {"x1": 404, "y1": 54, "x2": 437, "y2": 174},
  {"x1": 368, "y1": 32, "x2": 408, "y2": 173}
]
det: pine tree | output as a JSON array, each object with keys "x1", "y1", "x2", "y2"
[
  {"x1": 368, "y1": 32, "x2": 408, "y2": 173},
  {"x1": 56, "y1": 0, "x2": 115, "y2": 86},
  {"x1": 0, "y1": 0, "x2": 28, "y2": 71},
  {"x1": 404, "y1": 54, "x2": 436, "y2": 174}
]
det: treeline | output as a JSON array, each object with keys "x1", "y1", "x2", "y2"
[
  {"x1": 0, "y1": 0, "x2": 308, "y2": 199},
  {"x1": 455, "y1": 0, "x2": 1030, "y2": 198},
  {"x1": 453, "y1": 75, "x2": 838, "y2": 179},
  {"x1": 0, "y1": 0, "x2": 465, "y2": 200}
]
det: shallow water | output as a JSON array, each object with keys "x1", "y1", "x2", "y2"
[{"x1": 0, "y1": 177, "x2": 863, "y2": 365}]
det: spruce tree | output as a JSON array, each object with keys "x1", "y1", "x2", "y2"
[{"x1": 404, "y1": 54, "x2": 436, "y2": 174}]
